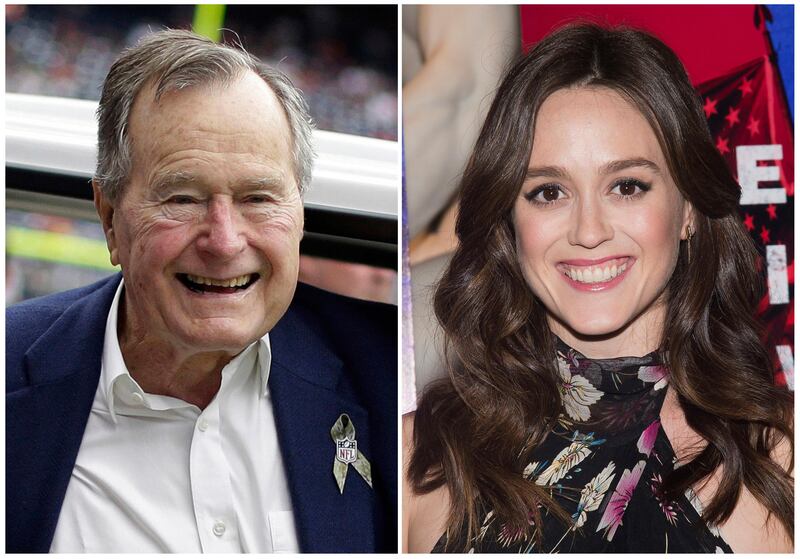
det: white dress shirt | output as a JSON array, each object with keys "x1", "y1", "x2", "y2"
[{"x1": 50, "y1": 280, "x2": 300, "y2": 552}]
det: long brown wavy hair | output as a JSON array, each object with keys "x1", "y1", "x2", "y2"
[{"x1": 408, "y1": 23, "x2": 794, "y2": 551}]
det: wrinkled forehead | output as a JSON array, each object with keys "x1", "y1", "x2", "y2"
[{"x1": 127, "y1": 72, "x2": 294, "y2": 177}]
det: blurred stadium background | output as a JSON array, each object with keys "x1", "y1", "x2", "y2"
[{"x1": 6, "y1": 4, "x2": 398, "y2": 305}]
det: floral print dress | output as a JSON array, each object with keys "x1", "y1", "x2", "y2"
[{"x1": 433, "y1": 338, "x2": 732, "y2": 553}]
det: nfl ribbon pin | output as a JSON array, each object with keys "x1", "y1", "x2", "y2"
[{"x1": 330, "y1": 413, "x2": 373, "y2": 494}]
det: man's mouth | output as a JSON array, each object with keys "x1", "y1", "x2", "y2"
[{"x1": 177, "y1": 273, "x2": 259, "y2": 294}]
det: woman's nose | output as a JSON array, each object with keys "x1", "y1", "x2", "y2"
[{"x1": 567, "y1": 197, "x2": 614, "y2": 248}]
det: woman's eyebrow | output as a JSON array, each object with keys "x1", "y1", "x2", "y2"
[
  {"x1": 601, "y1": 158, "x2": 663, "y2": 176},
  {"x1": 525, "y1": 165, "x2": 569, "y2": 180},
  {"x1": 525, "y1": 158, "x2": 663, "y2": 180}
]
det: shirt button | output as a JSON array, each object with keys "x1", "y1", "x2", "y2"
[
  {"x1": 130, "y1": 393, "x2": 144, "y2": 405},
  {"x1": 212, "y1": 520, "x2": 226, "y2": 536},
  {"x1": 198, "y1": 419, "x2": 209, "y2": 432}
]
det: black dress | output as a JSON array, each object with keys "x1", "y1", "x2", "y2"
[{"x1": 433, "y1": 338, "x2": 732, "y2": 553}]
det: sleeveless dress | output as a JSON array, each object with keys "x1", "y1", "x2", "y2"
[{"x1": 433, "y1": 338, "x2": 732, "y2": 553}]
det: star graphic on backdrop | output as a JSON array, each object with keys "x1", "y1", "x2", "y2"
[
  {"x1": 760, "y1": 225, "x2": 771, "y2": 244},
  {"x1": 703, "y1": 96, "x2": 718, "y2": 119},
  {"x1": 716, "y1": 136, "x2": 730, "y2": 154},
  {"x1": 746, "y1": 116, "x2": 761, "y2": 137},
  {"x1": 738, "y1": 76, "x2": 753, "y2": 96},
  {"x1": 766, "y1": 204, "x2": 778, "y2": 220},
  {"x1": 725, "y1": 106, "x2": 741, "y2": 127},
  {"x1": 743, "y1": 213, "x2": 755, "y2": 231}
]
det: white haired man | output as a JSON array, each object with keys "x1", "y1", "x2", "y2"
[{"x1": 7, "y1": 29, "x2": 396, "y2": 553}]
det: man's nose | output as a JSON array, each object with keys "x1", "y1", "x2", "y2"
[
  {"x1": 196, "y1": 198, "x2": 247, "y2": 258},
  {"x1": 566, "y1": 196, "x2": 614, "y2": 249}
]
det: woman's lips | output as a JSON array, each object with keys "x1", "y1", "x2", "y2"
[{"x1": 557, "y1": 256, "x2": 634, "y2": 291}]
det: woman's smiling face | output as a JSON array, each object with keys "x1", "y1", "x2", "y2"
[{"x1": 512, "y1": 87, "x2": 693, "y2": 357}]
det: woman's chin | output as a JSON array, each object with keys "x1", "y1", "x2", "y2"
[{"x1": 551, "y1": 315, "x2": 630, "y2": 340}]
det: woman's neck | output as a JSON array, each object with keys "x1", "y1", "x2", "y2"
[{"x1": 548, "y1": 303, "x2": 666, "y2": 359}]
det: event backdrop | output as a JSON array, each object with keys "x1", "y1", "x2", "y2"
[{"x1": 520, "y1": 4, "x2": 794, "y2": 389}]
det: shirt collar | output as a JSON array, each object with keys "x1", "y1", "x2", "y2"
[{"x1": 100, "y1": 279, "x2": 273, "y2": 422}]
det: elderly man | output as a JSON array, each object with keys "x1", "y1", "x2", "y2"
[{"x1": 7, "y1": 30, "x2": 396, "y2": 553}]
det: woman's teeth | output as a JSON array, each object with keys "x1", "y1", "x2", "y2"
[{"x1": 564, "y1": 263, "x2": 627, "y2": 284}]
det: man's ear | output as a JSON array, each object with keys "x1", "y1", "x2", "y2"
[{"x1": 93, "y1": 179, "x2": 119, "y2": 266}]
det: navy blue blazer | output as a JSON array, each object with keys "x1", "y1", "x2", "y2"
[{"x1": 7, "y1": 274, "x2": 397, "y2": 553}]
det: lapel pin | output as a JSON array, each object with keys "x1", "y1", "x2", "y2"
[{"x1": 330, "y1": 413, "x2": 373, "y2": 494}]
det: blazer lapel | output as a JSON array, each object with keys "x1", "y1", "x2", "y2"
[
  {"x1": 269, "y1": 305, "x2": 377, "y2": 553},
  {"x1": 8, "y1": 276, "x2": 381, "y2": 553},
  {"x1": 7, "y1": 275, "x2": 120, "y2": 552}
]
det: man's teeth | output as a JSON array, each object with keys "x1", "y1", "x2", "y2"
[
  {"x1": 185, "y1": 274, "x2": 252, "y2": 288},
  {"x1": 565, "y1": 263, "x2": 627, "y2": 284}
]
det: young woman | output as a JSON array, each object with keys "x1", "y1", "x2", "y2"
[{"x1": 403, "y1": 23, "x2": 793, "y2": 553}]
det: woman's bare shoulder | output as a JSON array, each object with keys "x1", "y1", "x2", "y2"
[
  {"x1": 724, "y1": 433, "x2": 793, "y2": 553},
  {"x1": 660, "y1": 389, "x2": 793, "y2": 553},
  {"x1": 402, "y1": 412, "x2": 452, "y2": 553},
  {"x1": 716, "y1": 432, "x2": 792, "y2": 553}
]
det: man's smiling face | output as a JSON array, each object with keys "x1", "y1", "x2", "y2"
[{"x1": 96, "y1": 71, "x2": 303, "y2": 356}]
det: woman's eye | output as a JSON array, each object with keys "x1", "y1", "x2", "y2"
[
  {"x1": 611, "y1": 179, "x2": 651, "y2": 197},
  {"x1": 526, "y1": 184, "x2": 565, "y2": 204}
]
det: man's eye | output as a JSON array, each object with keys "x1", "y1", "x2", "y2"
[
  {"x1": 244, "y1": 195, "x2": 272, "y2": 204},
  {"x1": 168, "y1": 195, "x2": 199, "y2": 205},
  {"x1": 525, "y1": 184, "x2": 565, "y2": 205}
]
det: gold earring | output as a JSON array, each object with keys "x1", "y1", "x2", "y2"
[{"x1": 685, "y1": 224, "x2": 694, "y2": 262}]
